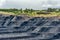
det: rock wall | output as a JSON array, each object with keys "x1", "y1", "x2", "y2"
[{"x1": 0, "y1": 14, "x2": 60, "y2": 40}]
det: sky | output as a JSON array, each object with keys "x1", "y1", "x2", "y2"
[{"x1": 0, "y1": 0, "x2": 60, "y2": 10}]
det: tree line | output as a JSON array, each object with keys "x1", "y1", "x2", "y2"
[
  {"x1": 0, "y1": 8, "x2": 60, "y2": 15},
  {"x1": 0, "y1": 8, "x2": 35, "y2": 13}
]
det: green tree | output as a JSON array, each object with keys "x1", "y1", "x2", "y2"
[
  {"x1": 24, "y1": 8, "x2": 29, "y2": 13},
  {"x1": 47, "y1": 8, "x2": 53, "y2": 12},
  {"x1": 20, "y1": 8, "x2": 23, "y2": 13}
]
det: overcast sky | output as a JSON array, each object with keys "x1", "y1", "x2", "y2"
[{"x1": 0, "y1": 0, "x2": 60, "y2": 10}]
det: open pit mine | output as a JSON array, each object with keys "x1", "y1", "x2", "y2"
[{"x1": 0, "y1": 14, "x2": 60, "y2": 40}]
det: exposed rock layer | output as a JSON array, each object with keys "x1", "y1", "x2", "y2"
[{"x1": 0, "y1": 14, "x2": 60, "y2": 40}]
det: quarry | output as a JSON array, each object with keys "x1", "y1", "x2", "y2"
[{"x1": 0, "y1": 14, "x2": 60, "y2": 40}]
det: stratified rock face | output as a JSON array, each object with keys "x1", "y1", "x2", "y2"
[{"x1": 0, "y1": 14, "x2": 60, "y2": 40}]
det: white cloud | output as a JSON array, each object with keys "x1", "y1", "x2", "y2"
[
  {"x1": 1, "y1": 0, "x2": 60, "y2": 9},
  {"x1": 0, "y1": 0, "x2": 6, "y2": 7}
]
